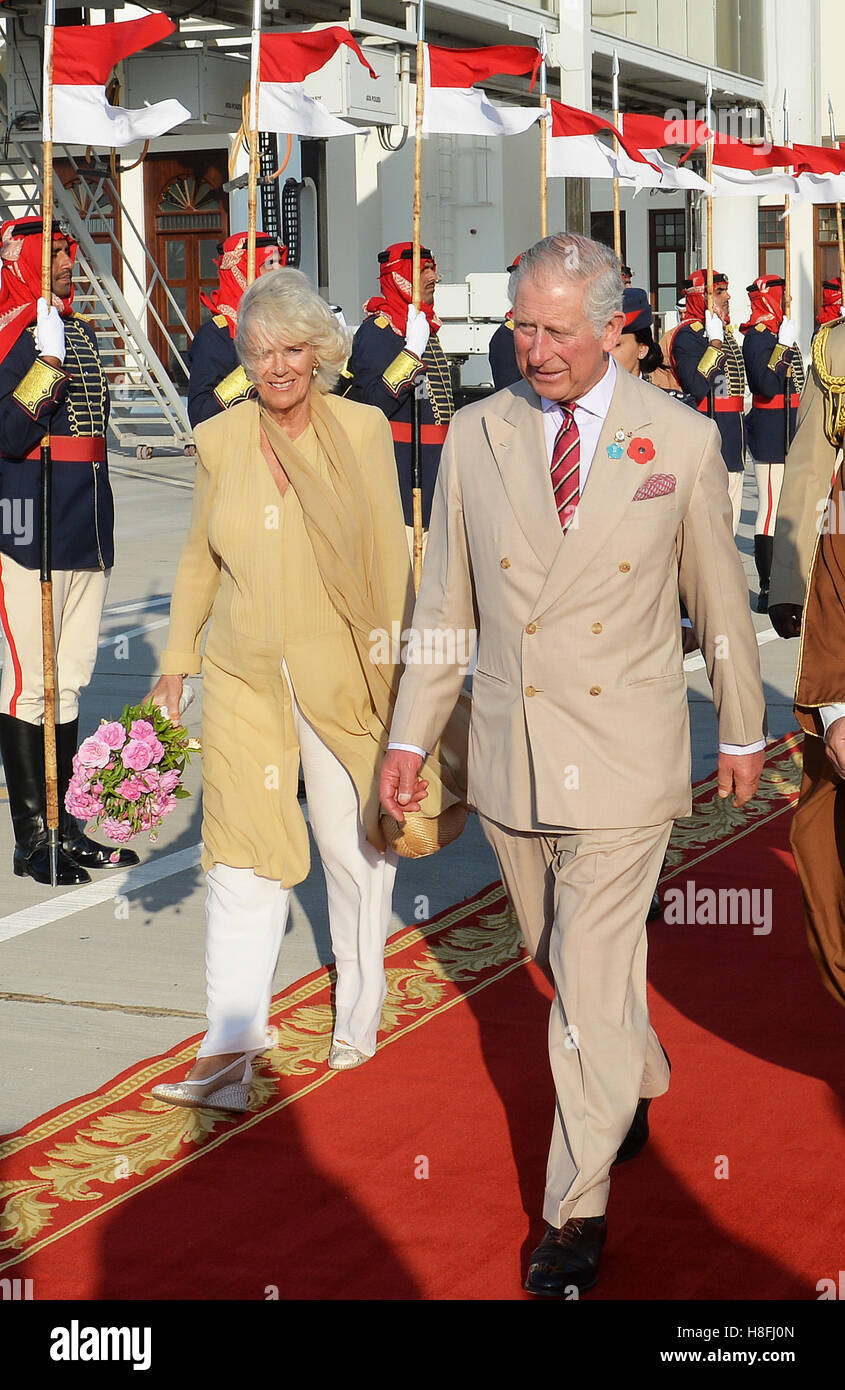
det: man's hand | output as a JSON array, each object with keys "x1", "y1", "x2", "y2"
[
  {"x1": 705, "y1": 309, "x2": 724, "y2": 344},
  {"x1": 379, "y1": 749, "x2": 429, "y2": 822},
  {"x1": 768, "y1": 601, "x2": 802, "y2": 638},
  {"x1": 717, "y1": 749, "x2": 766, "y2": 807},
  {"x1": 777, "y1": 316, "x2": 797, "y2": 348},
  {"x1": 404, "y1": 304, "x2": 430, "y2": 360},
  {"x1": 35, "y1": 297, "x2": 65, "y2": 366},
  {"x1": 824, "y1": 717, "x2": 845, "y2": 779}
]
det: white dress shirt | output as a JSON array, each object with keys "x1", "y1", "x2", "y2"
[{"x1": 390, "y1": 357, "x2": 764, "y2": 760}]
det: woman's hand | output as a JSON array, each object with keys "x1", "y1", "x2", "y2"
[{"x1": 147, "y1": 674, "x2": 184, "y2": 725}]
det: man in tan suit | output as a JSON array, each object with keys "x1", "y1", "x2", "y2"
[
  {"x1": 770, "y1": 317, "x2": 845, "y2": 1008},
  {"x1": 380, "y1": 234, "x2": 767, "y2": 1296}
]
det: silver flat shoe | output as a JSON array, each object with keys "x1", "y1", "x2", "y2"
[
  {"x1": 151, "y1": 1055, "x2": 252, "y2": 1111},
  {"x1": 328, "y1": 1041, "x2": 368, "y2": 1071}
]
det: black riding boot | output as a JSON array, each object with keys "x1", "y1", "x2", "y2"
[
  {"x1": 754, "y1": 534, "x2": 774, "y2": 613},
  {"x1": 56, "y1": 718, "x2": 140, "y2": 869},
  {"x1": 0, "y1": 713, "x2": 90, "y2": 885}
]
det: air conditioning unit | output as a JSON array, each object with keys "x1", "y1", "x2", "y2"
[
  {"x1": 122, "y1": 49, "x2": 250, "y2": 131},
  {"x1": 302, "y1": 46, "x2": 401, "y2": 127}
]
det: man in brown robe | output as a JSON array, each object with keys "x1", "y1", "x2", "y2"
[{"x1": 770, "y1": 317, "x2": 845, "y2": 1007}]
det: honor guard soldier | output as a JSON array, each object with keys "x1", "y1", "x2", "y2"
[
  {"x1": 815, "y1": 275, "x2": 843, "y2": 337},
  {"x1": 671, "y1": 269, "x2": 747, "y2": 533},
  {"x1": 187, "y1": 231, "x2": 287, "y2": 427},
  {"x1": 0, "y1": 216, "x2": 138, "y2": 884},
  {"x1": 341, "y1": 242, "x2": 454, "y2": 551},
  {"x1": 740, "y1": 275, "x2": 805, "y2": 612},
  {"x1": 488, "y1": 253, "x2": 523, "y2": 391}
]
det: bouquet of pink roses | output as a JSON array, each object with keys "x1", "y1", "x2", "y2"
[{"x1": 65, "y1": 699, "x2": 199, "y2": 850}]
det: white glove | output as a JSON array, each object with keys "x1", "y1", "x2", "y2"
[
  {"x1": 404, "y1": 304, "x2": 430, "y2": 359},
  {"x1": 35, "y1": 298, "x2": 66, "y2": 364},
  {"x1": 778, "y1": 316, "x2": 797, "y2": 348},
  {"x1": 704, "y1": 309, "x2": 724, "y2": 344}
]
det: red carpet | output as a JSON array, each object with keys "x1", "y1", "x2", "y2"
[{"x1": 2, "y1": 731, "x2": 844, "y2": 1299}]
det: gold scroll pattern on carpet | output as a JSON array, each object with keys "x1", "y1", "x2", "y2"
[{"x1": 0, "y1": 893, "x2": 519, "y2": 1260}]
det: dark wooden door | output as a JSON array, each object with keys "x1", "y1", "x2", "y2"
[{"x1": 144, "y1": 151, "x2": 229, "y2": 380}]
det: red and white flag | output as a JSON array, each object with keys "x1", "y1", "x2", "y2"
[
  {"x1": 259, "y1": 27, "x2": 376, "y2": 138},
  {"x1": 677, "y1": 130, "x2": 798, "y2": 197},
  {"x1": 790, "y1": 143, "x2": 845, "y2": 204},
  {"x1": 422, "y1": 44, "x2": 544, "y2": 137},
  {"x1": 620, "y1": 114, "x2": 712, "y2": 191},
  {"x1": 547, "y1": 102, "x2": 658, "y2": 186},
  {"x1": 50, "y1": 13, "x2": 190, "y2": 147}
]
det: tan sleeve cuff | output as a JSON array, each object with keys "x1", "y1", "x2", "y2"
[
  {"x1": 160, "y1": 649, "x2": 202, "y2": 676},
  {"x1": 382, "y1": 349, "x2": 426, "y2": 396},
  {"x1": 696, "y1": 345, "x2": 724, "y2": 378},
  {"x1": 213, "y1": 365, "x2": 255, "y2": 410},
  {"x1": 12, "y1": 358, "x2": 69, "y2": 417}
]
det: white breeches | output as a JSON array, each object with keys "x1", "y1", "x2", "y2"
[
  {"x1": 753, "y1": 462, "x2": 784, "y2": 536},
  {"x1": 0, "y1": 552, "x2": 109, "y2": 724}
]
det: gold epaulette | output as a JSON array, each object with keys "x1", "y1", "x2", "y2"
[
  {"x1": 696, "y1": 344, "x2": 724, "y2": 378},
  {"x1": 505, "y1": 319, "x2": 515, "y2": 333},
  {"x1": 755, "y1": 322, "x2": 767, "y2": 332},
  {"x1": 12, "y1": 358, "x2": 68, "y2": 417},
  {"x1": 767, "y1": 343, "x2": 788, "y2": 370},
  {"x1": 812, "y1": 321, "x2": 845, "y2": 448},
  {"x1": 212, "y1": 314, "x2": 229, "y2": 329},
  {"x1": 382, "y1": 348, "x2": 425, "y2": 396},
  {"x1": 213, "y1": 364, "x2": 255, "y2": 410},
  {"x1": 690, "y1": 322, "x2": 704, "y2": 333},
  {"x1": 72, "y1": 312, "x2": 93, "y2": 325},
  {"x1": 373, "y1": 314, "x2": 391, "y2": 329}
]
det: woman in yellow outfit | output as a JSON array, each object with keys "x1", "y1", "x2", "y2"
[{"x1": 148, "y1": 268, "x2": 457, "y2": 1108}]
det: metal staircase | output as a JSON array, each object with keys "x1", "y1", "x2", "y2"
[{"x1": 0, "y1": 95, "x2": 193, "y2": 456}]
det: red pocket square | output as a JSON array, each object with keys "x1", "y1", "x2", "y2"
[{"x1": 632, "y1": 473, "x2": 676, "y2": 501}]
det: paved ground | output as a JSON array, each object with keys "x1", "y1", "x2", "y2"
[{"x1": 0, "y1": 453, "x2": 801, "y2": 1134}]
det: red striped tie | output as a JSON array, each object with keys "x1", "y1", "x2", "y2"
[{"x1": 550, "y1": 405, "x2": 580, "y2": 531}]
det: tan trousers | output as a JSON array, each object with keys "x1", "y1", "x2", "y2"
[
  {"x1": 480, "y1": 813, "x2": 673, "y2": 1227},
  {"x1": 0, "y1": 552, "x2": 109, "y2": 724}
]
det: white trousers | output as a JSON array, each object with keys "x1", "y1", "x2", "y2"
[
  {"x1": 0, "y1": 552, "x2": 109, "y2": 724},
  {"x1": 198, "y1": 691, "x2": 397, "y2": 1060}
]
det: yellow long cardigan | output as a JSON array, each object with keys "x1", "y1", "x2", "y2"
[{"x1": 160, "y1": 394, "x2": 414, "y2": 886}]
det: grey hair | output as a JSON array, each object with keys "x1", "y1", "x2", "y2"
[
  {"x1": 236, "y1": 267, "x2": 352, "y2": 393},
  {"x1": 508, "y1": 233, "x2": 623, "y2": 336}
]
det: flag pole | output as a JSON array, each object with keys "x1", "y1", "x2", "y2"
[
  {"x1": 782, "y1": 89, "x2": 792, "y2": 316},
  {"x1": 828, "y1": 94, "x2": 845, "y2": 294},
  {"x1": 411, "y1": 0, "x2": 425, "y2": 592},
  {"x1": 40, "y1": 0, "x2": 59, "y2": 886},
  {"x1": 246, "y1": 0, "x2": 261, "y2": 285},
  {"x1": 705, "y1": 71, "x2": 716, "y2": 422},
  {"x1": 611, "y1": 50, "x2": 621, "y2": 257},
  {"x1": 782, "y1": 88, "x2": 793, "y2": 457},
  {"x1": 539, "y1": 28, "x2": 548, "y2": 238}
]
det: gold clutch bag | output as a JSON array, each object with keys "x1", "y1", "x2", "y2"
[{"x1": 379, "y1": 802, "x2": 467, "y2": 859}]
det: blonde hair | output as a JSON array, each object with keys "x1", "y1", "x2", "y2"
[{"x1": 236, "y1": 267, "x2": 352, "y2": 393}]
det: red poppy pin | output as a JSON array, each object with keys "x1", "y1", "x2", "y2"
[{"x1": 628, "y1": 436, "x2": 655, "y2": 464}]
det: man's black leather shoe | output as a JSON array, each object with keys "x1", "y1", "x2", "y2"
[
  {"x1": 524, "y1": 1216, "x2": 606, "y2": 1296},
  {"x1": 613, "y1": 1097, "x2": 651, "y2": 1165}
]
